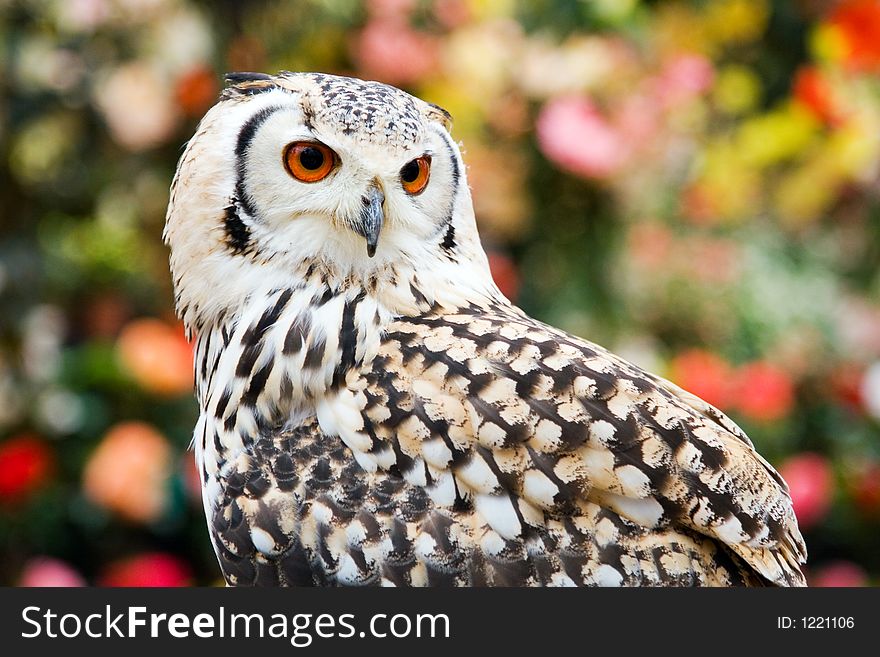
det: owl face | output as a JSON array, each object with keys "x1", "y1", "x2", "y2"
[
  {"x1": 166, "y1": 72, "x2": 491, "y2": 331},
  {"x1": 183, "y1": 73, "x2": 461, "y2": 261},
  {"x1": 239, "y1": 96, "x2": 458, "y2": 263}
]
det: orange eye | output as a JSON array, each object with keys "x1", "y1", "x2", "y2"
[
  {"x1": 283, "y1": 141, "x2": 336, "y2": 183},
  {"x1": 400, "y1": 155, "x2": 431, "y2": 195}
]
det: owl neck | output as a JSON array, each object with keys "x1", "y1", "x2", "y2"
[{"x1": 192, "y1": 251, "x2": 505, "y2": 469}]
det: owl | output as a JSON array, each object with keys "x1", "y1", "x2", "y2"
[{"x1": 164, "y1": 71, "x2": 806, "y2": 587}]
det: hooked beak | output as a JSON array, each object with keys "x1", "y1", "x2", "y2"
[{"x1": 355, "y1": 184, "x2": 385, "y2": 258}]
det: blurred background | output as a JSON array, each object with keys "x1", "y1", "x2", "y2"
[{"x1": 1, "y1": 0, "x2": 879, "y2": 587}]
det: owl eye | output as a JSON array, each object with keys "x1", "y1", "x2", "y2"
[
  {"x1": 283, "y1": 141, "x2": 336, "y2": 183},
  {"x1": 400, "y1": 155, "x2": 431, "y2": 195}
]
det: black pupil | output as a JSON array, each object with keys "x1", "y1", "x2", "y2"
[
  {"x1": 401, "y1": 160, "x2": 421, "y2": 183},
  {"x1": 299, "y1": 146, "x2": 324, "y2": 170}
]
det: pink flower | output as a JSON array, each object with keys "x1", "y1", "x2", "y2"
[
  {"x1": 653, "y1": 54, "x2": 715, "y2": 108},
  {"x1": 99, "y1": 552, "x2": 192, "y2": 587},
  {"x1": 779, "y1": 452, "x2": 834, "y2": 530},
  {"x1": 614, "y1": 93, "x2": 661, "y2": 147},
  {"x1": 732, "y1": 361, "x2": 795, "y2": 422},
  {"x1": 536, "y1": 96, "x2": 627, "y2": 179},
  {"x1": 351, "y1": 19, "x2": 439, "y2": 86},
  {"x1": 810, "y1": 561, "x2": 869, "y2": 587},
  {"x1": 19, "y1": 557, "x2": 86, "y2": 587}
]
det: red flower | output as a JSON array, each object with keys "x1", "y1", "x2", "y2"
[
  {"x1": 99, "y1": 552, "x2": 192, "y2": 587},
  {"x1": 810, "y1": 560, "x2": 869, "y2": 587},
  {"x1": 180, "y1": 453, "x2": 203, "y2": 505},
  {"x1": 793, "y1": 66, "x2": 841, "y2": 125},
  {"x1": 779, "y1": 452, "x2": 833, "y2": 530},
  {"x1": 851, "y1": 461, "x2": 880, "y2": 516},
  {"x1": 732, "y1": 361, "x2": 795, "y2": 422},
  {"x1": 175, "y1": 66, "x2": 219, "y2": 118},
  {"x1": 487, "y1": 250, "x2": 520, "y2": 301},
  {"x1": 668, "y1": 350, "x2": 733, "y2": 410},
  {"x1": 831, "y1": 363, "x2": 865, "y2": 411},
  {"x1": 828, "y1": 0, "x2": 880, "y2": 72},
  {"x1": 0, "y1": 435, "x2": 54, "y2": 504}
]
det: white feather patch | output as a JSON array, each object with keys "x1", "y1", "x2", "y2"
[
  {"x1": 454, "y1": 456, "x2": 500, "y2": 494},
  {"x1": 475, "y1": 493, "x2": 522, "y2": 540},
  {"x1": 250, "y1": 527, "x2": 277, "y2": 556},
  {"x1": 593, "y1": 564, "x2": 624, "y2": 587},
  {"x1": 599, "y1": 490, "x2": 665, "y2": 528},
  {"x1": 421, "y1": 438, "x2": 453, "y2": 468},
  {"x1": 522, "y1": 469, "x2": 559, "y2": 509}
]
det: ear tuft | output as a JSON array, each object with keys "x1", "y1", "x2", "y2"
[
  {"x1": 425, "y1": 103, "x2": 453, "y2": 131},
  {"x1": 224, "y1": 71, "x2": 273, "y2": 84},
  {"x1": 221, "y1": 72, "x2": 281, "y2": 100}
]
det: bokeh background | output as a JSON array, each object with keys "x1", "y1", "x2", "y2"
[{"x1": 1, "y1": 0, "x2": 879, "y2": 587}]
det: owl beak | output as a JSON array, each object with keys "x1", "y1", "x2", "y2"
[{"x1": 356, "y1": 184, "x2": 385, "y2": 258}]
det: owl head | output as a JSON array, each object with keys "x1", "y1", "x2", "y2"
[{"x1": 165, "y1": 71, "x2": 494, "y2": 332}]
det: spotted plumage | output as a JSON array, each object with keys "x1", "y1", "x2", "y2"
[{"x1": 165, "y1": 71, "x2": 806, "y2": 587}]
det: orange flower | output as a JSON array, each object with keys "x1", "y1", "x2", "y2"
[
  {"x1": 793, "y1": 65, "x2": 841, "y2": 125},
  {"x1": 117, "y1": 318, "x2": 193, "y2": 396},
  {"x1": 83, "y1": 422, "x2": 172, "y2": 523},
  {"x1": 669, "y1": 349, "x2": 733, "y2": 410},
  {"x1": 627, "y1": 223, "x2": 673, "y2": 271},
  {"x1": 0, "y1": 435, "x2": 54, "y2": 504},
  {"x1": 732, "y1": 361, "x2": 795, "y2": 422},
  {"x1": 828, "y1": 0, "x2": 880, "y2": 72}
]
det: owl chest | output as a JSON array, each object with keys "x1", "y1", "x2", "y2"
[{"x1": 194, "y1": 285, "x2": 388, "y2": 463}]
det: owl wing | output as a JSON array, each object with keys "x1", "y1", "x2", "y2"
[
  {"x1": 321, "y1": 303, "x2": 806, "y2": 587},
  {"x1": 209, "y1": 415, "x2": 772, "y2": 587}
]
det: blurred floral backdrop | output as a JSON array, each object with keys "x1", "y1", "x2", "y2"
[{"x1": 1, "y1": 0, "x2": 879, "y2": 587}]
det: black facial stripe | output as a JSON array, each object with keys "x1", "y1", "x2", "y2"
[
  {"x1": 432, "y1": 126, "x2": 461, "y2": 251},
  {"x1": 234, "y1": 104, "x2": 284, "y2": 219},
  {"x1": 441, "y1": 223, "x2": 456, "y2": 253},
  {"x1": 223, "y1": 203, "x2": 251, "y2": 254},
  {"x1": 434, "y1": 127, "x2": 461, "y2": 188}
]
